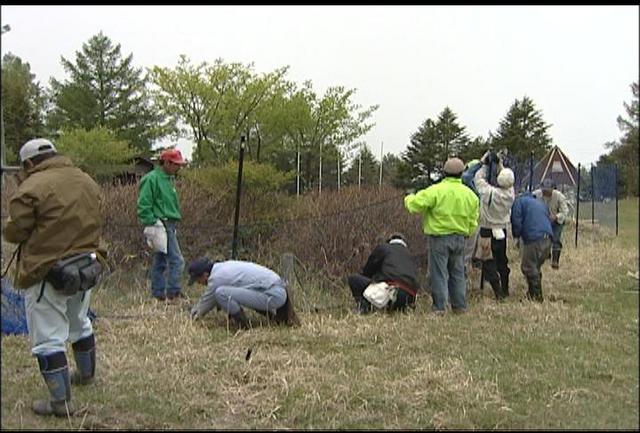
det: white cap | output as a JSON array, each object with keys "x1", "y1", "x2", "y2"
[
  {"x1": 497, "y1": 168, "x2": 515, "y2": 188},
  {"x1": 19, "y1": 138, "x2": 57, "y2": 163}
]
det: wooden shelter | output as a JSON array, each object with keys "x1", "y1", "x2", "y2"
[{"x1": 522, "y1": 145, "x2": 578, "y2": 190}]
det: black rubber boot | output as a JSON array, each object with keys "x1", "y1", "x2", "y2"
[
  {"x1": 495, "y1": 284, "x2": 507, "y2": 301},
  {"x1": 527, "y1": 278, "x2": 544, "y2": 302},
  {"x1": 230, "y1": 309, "x2": 251, "y2": 329},
  {"x1": 355, "y1": 297, "x2": 372, "y2": 315},
  {"x1": 71, "y1": 334, "x2": 96, "y2": 385},
  {"x1": 499, "y1": 267, "x2": 510, "y2": 297},
  {"x1": 551, "y1": 250, "x2": 561, "y2": 269},
  {"x1": 487, "y1": 277, "x2": 505, "y2": 301},
  {"x1": 33, "y1": 352, "x2": 75, "y2": 417}
]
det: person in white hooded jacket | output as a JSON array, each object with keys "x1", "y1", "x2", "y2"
[{"x1": 473, "y1": 152, "x2": 515, "y2": 300}]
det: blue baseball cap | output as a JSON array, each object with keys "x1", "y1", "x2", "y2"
[{"x1": 187, "y1": 257, "x2": 213, "y2": 285}]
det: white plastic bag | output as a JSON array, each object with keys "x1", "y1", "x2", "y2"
[
  {"x1": 492, "y1": 228, "x2": 506, "y2": 240},
  {"x1": 363, "y1": 281, "x2": 397, "y2": 309},
  {"x1": 143, "y1": 220, "x2": 167, "y2": 254}
]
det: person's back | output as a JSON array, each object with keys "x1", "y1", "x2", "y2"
[
  {"x1": 474, "y1": 165, "x2": 515, "y2": 230},
  {"x1": 363, "y1": 242, "x2": 419, "y2": 292},
  {"x1": 348, "y1": 234, "x2": 419, "y2": 314},
  {"x1": 473, "y1": 160, "x2": 515, "y2": 301},
  {"x1": 210, "y1": 260, "x2": 282, "y2": 291},
  {"x1": 405, "y1": 157, "x2": 479, "y2": 314},
  {"x1": 189, "y1": 258, "x2": 299, "y2": 328},
  {"x1": 511, "y1": 192, "x2": 553, "y2": 302},
  {"x1": 5, "y1": 154, "x2": 103, "y2": 289},
  {"x1": 405, "y1": 176, "x2": 479, "y2": 237},
  {"x1": 511, "y1": 193, "x2": 553, "y2": 244},
  {"x1": 3, "y1": 138, "x2": 104, "y2": 418}
]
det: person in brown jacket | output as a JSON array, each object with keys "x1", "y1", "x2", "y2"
[{"x1": 3, "y1": 138, "x2": 105, "y2": 417}]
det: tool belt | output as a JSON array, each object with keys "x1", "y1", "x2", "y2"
[{"x1": 45, "y1": 252, "x2": 103, "y2": 296}]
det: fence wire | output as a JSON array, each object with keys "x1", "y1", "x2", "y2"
[{"x1": 575, "y1": 163, "x2": 619, "y2": 238}]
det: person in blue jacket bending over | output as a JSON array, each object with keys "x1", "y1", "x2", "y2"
[{"x1": 511, "y1": 192, "x2": 553, "y2": 302}]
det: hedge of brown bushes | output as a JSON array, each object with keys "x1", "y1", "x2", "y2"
[{"x1": 2, "y1": 176, "x2": 429, "y2": 288}]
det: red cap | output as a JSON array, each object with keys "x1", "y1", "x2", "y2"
[{"x1": 159, "y1": 149, "x2": 186, "y2": 165}]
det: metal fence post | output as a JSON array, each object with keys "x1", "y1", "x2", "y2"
[
  {"x1": 575, "y1": 163, "x2": 581, "y2": 248},
  {"x1": 590, "y1": 164, "x2": 594, "y2": 226},
  {"x1": 231, "y1": 135, "x2": 246, "y2": 259},
  {"x1": 528, "y1": 151, "x2": 534, "y2": 192},
  {"x1": 615, "y1": 163, "x2": 619, "y2": 236}
]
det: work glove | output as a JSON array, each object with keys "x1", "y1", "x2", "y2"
[{"x1": 143, "y1": 220, "x2": 167, "y2": 254}]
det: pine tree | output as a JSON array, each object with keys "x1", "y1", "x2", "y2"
[
  {"x1": 1, "y1": 53, "x2": 47, "y2": 163},
  {"x1": 604, "y1": 82, "x2": 639, "y2": 196},
  {"x1": 48, "y1": 32, "x2": 162, "y2": 151},
  {"x1": 400, "y1": 107, "x2": 471, "y2": 189},
  {"x1": 400, "y1": 118, "x2": 441, "y2": 189},
  {"x1": 343, "y1": 144, "x2": 379, "y2": 186},
  {"x1": 491, "y1": 96, "x2": 552, "y2": 162},
  {"x1": 436, "y1": 106, "x2": 470, "y2": 158}
]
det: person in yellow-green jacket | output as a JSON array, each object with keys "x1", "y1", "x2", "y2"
[
  {"x1": 137, "y1": 148, "x2": 187, "y2": 301},
  {"x1": 404, "y1": 157, "x2": 479, "y2": 314}
]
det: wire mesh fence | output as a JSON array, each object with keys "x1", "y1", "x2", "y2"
[
  {"x1": 0, "y1": 154, "x2": 620, "y2": 326},
  {"x1": 574, "y1": 163, "x2": 619, "y2": 243}
]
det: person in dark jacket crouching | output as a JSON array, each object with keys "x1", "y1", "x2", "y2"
[{"x1": 347, "y1": 233, "x2": 420, "y2": 314}]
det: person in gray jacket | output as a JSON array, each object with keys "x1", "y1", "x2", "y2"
[
  {"x1": 474, "y1": 152, "x2": 516, "y2": 300},
  {"x1": 533, "y1": 179, "x2": 569, "y2": 269},
  {"x1": 187, "y1": 257, "x2": 299, "y2": 329}
]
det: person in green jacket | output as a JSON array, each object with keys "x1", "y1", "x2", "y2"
[
  {"x1": 137, "y1": 148, "x2": 187, "y2": 301},
  {"x1": 405, "y1": 157, "x2": 479, "y2": 314}
]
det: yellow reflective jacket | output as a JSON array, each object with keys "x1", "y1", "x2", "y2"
[{"x1": 404, "y1": 177, "x2": 479, "y2": 236}]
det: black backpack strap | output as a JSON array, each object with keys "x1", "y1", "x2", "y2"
[
  {"x1": 1, "y1": 244, "x2": 21, "y2": 279},
  {"x1": 36, "y1": 279, "x2": 46, "y2": 303}
]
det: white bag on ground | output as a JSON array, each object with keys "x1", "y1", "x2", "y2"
[
  {"x1": 143, "y1": 220, "x2": 167, "y2": 254},
  {"x1": 363, "y1": 281, "x2": 397, "y2": 309}
]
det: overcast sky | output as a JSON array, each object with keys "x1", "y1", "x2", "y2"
[{"x1": 1, "y1": 5, "x2": 638, "y2": 166}]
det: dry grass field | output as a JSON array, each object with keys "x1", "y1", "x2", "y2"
[{"x1": 1, "y1": 190, "x2": 637, "y2": 429}]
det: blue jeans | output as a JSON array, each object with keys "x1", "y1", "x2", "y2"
[
  {"x1": 428, "y1": 234, "x2": 467, "y2": 312},
  {"x1": 150, "y1": 221, "x2": 185, "y2": 298},
  {"x1": 551, "y1": 222, "x2": 563, "y2": 253}
]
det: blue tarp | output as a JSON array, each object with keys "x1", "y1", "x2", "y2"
[
  {"x1": 1, "y1": 278, "x2": 28, "y2": 335},
  {"x1": 1, "y1": 277, "x2": 97, "y2": 336}
]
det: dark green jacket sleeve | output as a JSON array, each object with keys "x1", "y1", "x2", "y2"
[{"x1": 137, "y1": 173, "x2": 158, "y2": 226}]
